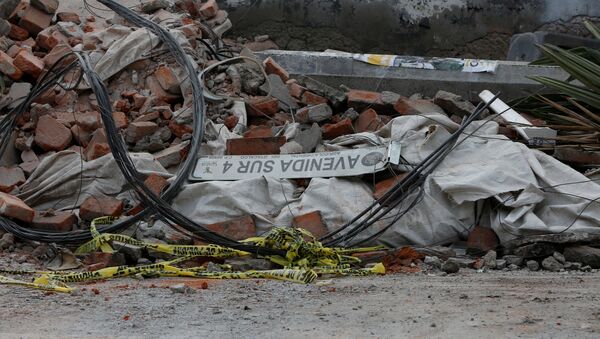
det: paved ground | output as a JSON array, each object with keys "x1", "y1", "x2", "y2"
[{"x1": 1, "y1": 270, "x2": 599, "y2": 338}]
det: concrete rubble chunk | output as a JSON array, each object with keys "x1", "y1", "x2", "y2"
[
  {"x1": 294, "y1": 123, "x2": 322, "y2": 153},
  {"x1": 441, "y1": 260, "x2": 460, "y2": 274},
  {"x1": 297, "y1": 75, "x2": 346, "y2": 108},
  {"x1": 153, "y1": 142, "x2": 189, "y2": 168},
  {"x1": 541, "y1": 256, "x2": 564, "y2": 272},
  {"x1": 0, "y1": 192, "x2": 35, "y2": 223},
  {"x1": 295, "y1": 103, "x2": 332, "y2": 123},
  {"x1": 126, "y1": 122, "x2": 159, "y2": 143},
  {"x1": 563, "y1": 246, "x2": 600, "y2": 269},
  {"x1": 434, "y1": 90, "x2": 477, "y2": 117},
  {"x1": 483, "y1": 250, "x2": 497, "y2": 269}
]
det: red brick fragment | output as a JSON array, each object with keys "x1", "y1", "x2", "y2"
[
  {"x1": 84, "y1": 252, "x2": 126, "y2": 271},
  {"x1": 302, "y1": 91, "x2": 328, "y2": 105},
  {"x1": 199, "y1": 0, "x2": 219, "y2": 19},
  {"x1": 155, "y1": 65, "x2": 181, "y2": 94},
  {"x1": 125, "y1": 122, "x2": 158, "y2": 143},
  {"x1": 355, "y1": 108, "x2": 382, "y2": 133},
  {"x1": 286, "y1": 81, "x2": 306, "y2": 99},
  {"x1": 153, "y1": 142, "x2": 189, "y2": 168},
  {"x1": 292, "y1": 211, "x2": 328, "y2": 238},
  {"x1": 168, "y1": 120, "x2": 193, "y2": 138},
  {"x1": 0, "y1": 167, "x2": 26, "y2": 193},
  {"x1": 226, "y1": 137, "x2": 286, "y2": 155},
  {"x1": 57, "y1": 12, "x2": 81, "y2": 24},
  {"x1": 373, "y1": 175, "x2": 408, "y2": 200},
  {"x1": 35, "y1": 115, "x2": 73, "y2": 151},
  {"x1": 467, "y1": 226, "x2": 500, "y2": 254},
  {"x1": 19, "y1": 6, "x2": 52, "y2": 35},
  {"x1": 206, "y1": 215, "x2": 256, "y2": 240},
  {"x1": 79, "y1": 196, "x2": 124, "y2": 221},
  {"x1": 0, "y1": 192, "x2": 35, "y2": 223},
  {"x1": 244, "y1": 126, "x2": 273, "y2": 138},
  {"x1": 30, "y1": 211, "x2": 77, "y2": 232},
  {"x1": 8, "y1": 24, "x2": 29, "y2": 41},
  {"x1": 246, "y1": 97, "x2": 279, "y2": 117},
  {"x1": 322, "y1": 118, "x2": 354, "y2": 140},
  {"x1": 13, "y1": 50, "x2": 45, "y2": 78},
  {"x1": 224, "y1": 115, "x2": 239, "y2": 130},
  {"x1": 263, "y1": 57, "x2": 289, "y2": 82},
  {"x1": 0, "y1": 51, "x2": 23, "y2": 80},
  {"x1": 112, "y1": 111, "x2": 129, "y2": 130},
  {"x1": 85, "y1": 130, "x2": 110, "y2": 161},
  {"x1": 36, "y1": 26, "x2": 68, "y2": 51}
]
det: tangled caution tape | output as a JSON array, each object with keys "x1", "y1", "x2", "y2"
[{"x1": 0, "y1": 217, "x2": 386, "y2": 293}]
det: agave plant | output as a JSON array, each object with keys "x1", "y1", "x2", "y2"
[{"x1": 514, "y1": 20, "x2": 600, "y2": 149}]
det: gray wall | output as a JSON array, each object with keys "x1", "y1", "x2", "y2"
[{"x1": 222, "y1": 0, "x2": 600, "y2": 59}]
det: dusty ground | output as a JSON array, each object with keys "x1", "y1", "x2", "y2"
[{"x1": 1, "y1": 270, "x2": 599, "y2": 338}]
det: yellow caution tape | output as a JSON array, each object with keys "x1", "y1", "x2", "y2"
[
  {"x1": 0, "y1": 274, "x2": 73, "y2": 293},
  {"x1": 2, "y1": 217, "x2": 389, "y2": 293}
]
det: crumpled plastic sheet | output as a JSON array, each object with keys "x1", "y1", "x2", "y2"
[
  {"x1": 167, "y1": 113, "x2": 600, "y2": 246},
  {"x1": 22, "y1": 110, "x2": 600, "y2": 246},
  {"x1": 17, "y1": 151, "x2": 170, "y2": 211}
]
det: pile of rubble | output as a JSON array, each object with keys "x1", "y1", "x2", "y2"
[{"x1": 0, "y1": 0, "x2": 600, "y2": 280}]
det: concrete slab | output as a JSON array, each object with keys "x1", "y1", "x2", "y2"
[{"x1": 256, "y1": 50, "x2": 569, "y2": 102}]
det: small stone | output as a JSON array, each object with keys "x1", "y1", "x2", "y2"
[
  {"x1": 526, "y1": 260, "x2": 540, "y2": 271},
  {"x1": 170, "y1": 283, "x2": 193, "y2": 294},
  {"x1": 507, "y1": 264, "x2": 520, "y2": 271},
  {"x1": 553, "y1": 251, "x2": 566, "y2": 264},
  {"x1": 503, "y1": 255, "x2": 524, "y2": 267},
  {"x1": 541, "y1": 256, "x2": 563, "y2": 272},
  {"x1": 483, "y1": 250, "x2": 497, "y2": 269},
  {"x1": 424, "y1": 256, "x2": 442, "y2": 269},
  {"x1": 496, "y1": 259, "x2": 507, "y2": 270},
  {"x1": 441, "y1": 260, "x2": 460, "y2": 274}
]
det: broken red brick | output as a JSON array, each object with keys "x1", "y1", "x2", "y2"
[
  {"x1": 243, "y1": 126, "x2": 273, "y2": 138},
  {"x1": 467, "y1": 226, "x2": 500, "y2": 254},
  {"x1": 70, "y1": 125, "x2": 92, "y2": 147},
  {"x1": 263, "y1": 57, "x2": 289, "y2": 82},
  {"x1": 35, "y1": 115, "x2": 73, "y2": 151},
  {"x1": 0, "y1": 192, "x2": 35, "y2": 223},
  {"x1": 125, "y1": 122, "x2": 159, "y2": 143},
  {"x1": 286, "y1": 80, "x2": 306, "y2": 99},
  {"x1": 8, "y1": 24, "x2": 29, "y2": 41},
  {"x1": 347, "y1": 89, "x2": 385, "y2": 112},
  {"x1": 131, "y1": 93, "x2": 147, "y2": 110},
  {"x1": 302, "y1": 91, "x2": 328, "y2": 106},
  {"x1": 13, "y1": 50, "x2": 45, "y2": 78},
  {"x1": 144, "y1": 174, "x2": 168, "y2": 197},
  {"x1": 155, "y1": 65, "x2": 181, "y2": 94},
  {"x1": 84, "y1": 252, "x2": 126, "y2": 271},
  {"x1": 19, "y1": 161, "x2": 39, "y2": 177},
  {"x1": 166, "y1": 119, "x2": 191, "y2": 137},
  {"x1": 43, "y1": 43, "x2": 73, "y2": 67},
  {"x1": 206, "y1": 215, "x2": 256, "y2": 240},
  {"x1": 322, "y1": 118, "x2": 354, "y2": 140},
  {"x1": 146, "y1": 75, "x2": 180, "y2": 103},
  {"x1": 226, "y1": 137, "x2": 286, "y2": 155},
  {"x1": 292, "y1": 211, "x2": 328, "y2": 238},
  {"x1": 30, "y1": 211, "x2": 77, "y2": 232},
  {"x1": 0, "y1": 51, "x2": 23, "y2": 80},
  {"x1": 246, "y1": 97, "x2": 279, "y2": 117},
  {"x1": 85, "y1": 130, "x2": 110, "y2": 161},
  {"x1": 57, "y1": 12, "x2": 81, "y2": 24},
  {"x1": 113, "y1": 99, "x2": 131, "y2": 114},
  {"x1": 31, "y1": 0, "x2": 59, "y2": 14},
  {"x1": 198, "y1": 0, "x2": 219, "y2": 19},
  {"x1": 36, "y1": 26, "x2": 68, "y2": 51},
  {"x1": 112, "y1": 111, "x2": 129, "y2": 130},
  {"x1": 79, "y1": 196, "x2": 124, "y2": 221},
  {"x1": 394, "y1": 98, "x2": 445, "y2": 116},
  {"x1": 0, "y1": 167, "x2": 26, "y2": 193},
  {"x1": 75, "y1": 111, "x2": 102, "y2": 131},
  {"x1": 224, "y1": 115, "x2": 239, "y2": 130},
  {"x1": 373, "y1": 175, "x2": 408, "y2": 200},
  {"x1": 19, "y1": 6, "x2": 52, "y2": 35},
  {"x1": 134, "y1": 111, "x2": 160, "y2": 123},
  {"x1": 153, "y1": 142, "x2": 189, "y2": 168},
  {"x1": 355, "y1": 108, "x2": 382, "y2": 133}
]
